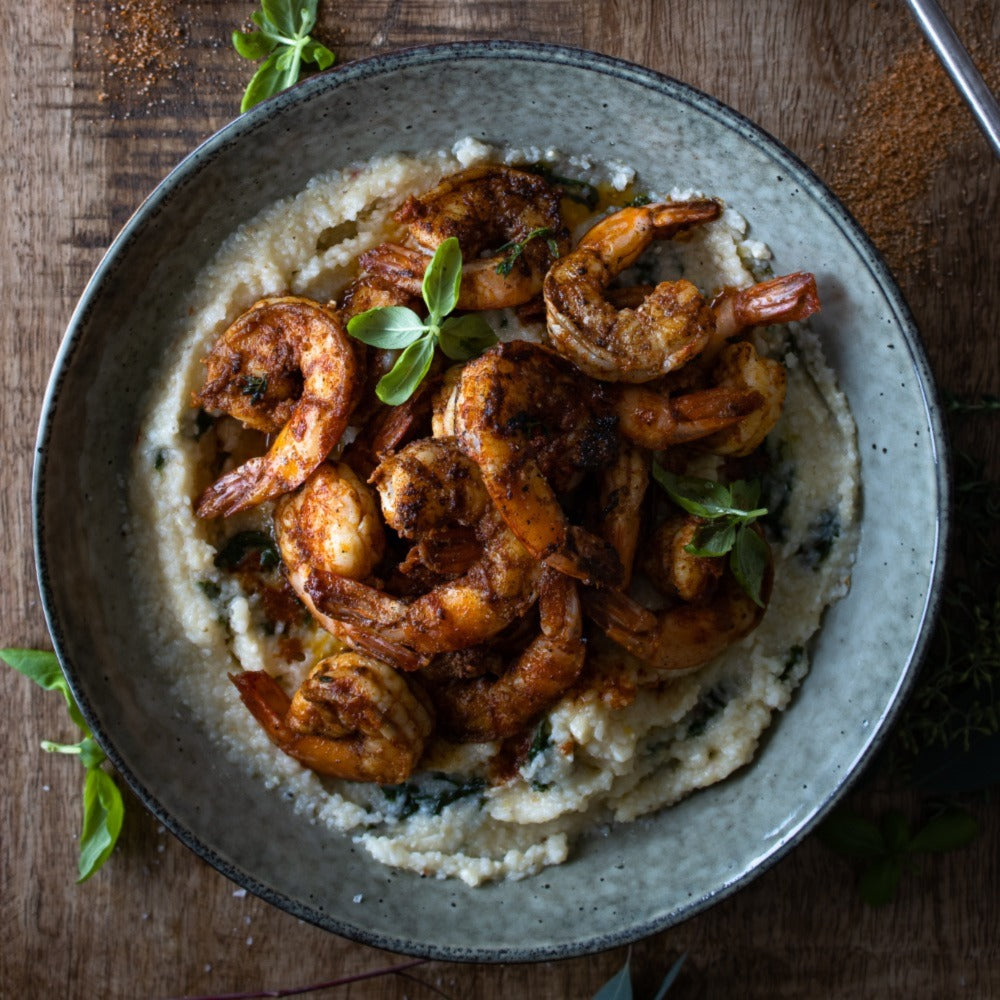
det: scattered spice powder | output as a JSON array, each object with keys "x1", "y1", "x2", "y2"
[
  {"x1": 827, "y1": 41, "x2": 998, "y2": 277},
  {"x1": 92, "y1": 0, "x2": 187, "y2": 108}
]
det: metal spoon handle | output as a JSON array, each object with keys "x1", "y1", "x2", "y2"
[{"x1": 903, "y1": 0, "x2": 1000, "y2": 157}]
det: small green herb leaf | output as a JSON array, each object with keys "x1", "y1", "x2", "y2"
[
  {"x1": 652, "y1": 465, "x2": 770, "y2": 604},
  {"x1": 78, "y1": 768, "x2": 124, "y2": 883},
  {"x1": 2, "y1": 647, "x2": 125, "y2": 882},
  {"x1": 234, "y1": 0, "x2": 336, "y2": 113},
  {"x1": 421, "y1": 236, "x2": 462, "y2": 322},
  {"x1": 348, "y1": 239, "x2": 497, "y2": 404},
  {"x1": 376, "y1": 336, "x2": 436, "y2": 406},
  {"x1": 651, "y1": 953, "x2": 687, "y2": 1000},
  {"x1": 1, "y1": 648, "x2": 87, "y2": 730},
  {"x1": 438, "y1": 313, "x2": 499, "y2": 361},
  {"x1": 881, "y1": 810, "x2": 911, "y2": 853},
  {"x1": 593, "y1": 957, "x2": 633, "y2": 1000},
  {"x1": 817, "y1": 809, "x2": 886, "y2": 859},
  {"x1": 214, "y1": 530, "x2": 280, "y2": 572},
  {"x1": 907, "y1": 810, "x2": 979, "y2": 853},
  {"x1": 347, "y1": 306, "x2": 427, "y2": 349},
  {"x1": 858, "y1": 855, "x2": 904, "y2": 906},
  {"x1": 730, "y1": 524, "x2": 770, "y2": 608},
  {"x1": 494, "y1": 227, "x2": 559, "y2": 277}
]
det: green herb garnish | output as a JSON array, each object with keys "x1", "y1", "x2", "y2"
[
  {"x1": 214, "y1": 530, "x2": 280, "y2": 572},
  {"x1": 1, "y1": 648, "x2": 124, "y2": 882},
  {"x1": 347, "y1": 237, "x2": 497, "y2": 405},
  {"x1": 593, "y1": 950, "x2": 686, "y2": 999},
  {"x1": 233, "y1": 0, "x2": 335, "y2": 113},
  {"x1": 652, "y1": 464, "x2": 770, "y2": 607},
  {"x1": 525, "y1": 162, "x2": 600, "y2": 209},
  {"x1": 240, "y1": 373, "x2": 268, "y2": 404},
  {"x1": 494, "y1": 227, "x2": 560, "y2": 277},
  {"x1": 381, "y1": 772, "x2": 486, "y2": 820},
  {"x1": 818, "y1": 806, "x2": 978, "y2": 905}
]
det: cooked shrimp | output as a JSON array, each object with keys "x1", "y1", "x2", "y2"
[
  {"x1": 303, "y1": 506, "x2": 541, "y2": 666},
  {"x1": 371, "y1": 437, "x2": 489, "y2": 539},
  {"x1": 708, "y1": 271, "x2": 820, "y2": 357},
  {"x1": 613, "y1": 384, "x2": 766, "y2": 451},
  {"x1": 229, "y1": 653, "x2": 434, "y2": 784},
  {"x1": 543, "y1": 199, "x2": 722, "y2": 382},
  {"x1": 598, "y1": 442, "x2": 649, "y2": 587},
  {"x1": 426, "y1": 568, "x2": 585, "y2": 741},
  {"x1": 360, "y1": 164, "x2": 569, "y2": 310},
  {"x1": 585, "y1": 521, "x2": 772, "y2": 671},
  {"x1": 275, "y1": 442, "x2": 541, "y2": 668},
  {"x1": 274, "y1": 462, "x2": 385, "y2": 581},
  {"x1": 194, "y1": 297, "x2": 358, "y2": 518},
  {"x1": 454, "y1": 340, "x2": 623, "y2": 587},
  {"x1": 698, "y1": 341, "x2": 787, "y2": 456}
]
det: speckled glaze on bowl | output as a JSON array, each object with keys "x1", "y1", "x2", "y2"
[{"x1": 34, "y1": 41, "x2": 948, "y2": 961}]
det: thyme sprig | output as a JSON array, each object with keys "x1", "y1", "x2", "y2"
[{"x1": 494, "y1": 226, "x2": 560, "y2": 276}]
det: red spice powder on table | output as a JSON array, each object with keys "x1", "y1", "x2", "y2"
[{"x1": 826, "y1": 41, "x2": 997, "y2": 277}]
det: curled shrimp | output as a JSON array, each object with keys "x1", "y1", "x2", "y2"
[
  {"x1": 360, "y1": 164, "x2": 569, "y2": 310},
  {"x1": 277, "y1": 441, "x2": 542, "y2": 670},
  {"x1": 230, "y1": 653, "x2": 434, "y2": 784},
  {"x1": 586, "y1": 519, "x2": 773, "y2": 672},
  {"x1": 425, "y1": 568, "x2": 585, "y2": 742},
  {"x1": 194, "y1": 296, "x2": 359, "y2": 518},
  {"x1": 543, "y1": 199, "x2": 722, "y2": 382},
  {"x1": 598, "y1": 442, "x2": 650, "y2": 588},
  {"x1": 453, "y1": 340, "x2": 624, "y2": 587}
]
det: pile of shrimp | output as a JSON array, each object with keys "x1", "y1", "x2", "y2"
[{"x1": 190, "y1": 163, "x2": 820, "y2": 787}]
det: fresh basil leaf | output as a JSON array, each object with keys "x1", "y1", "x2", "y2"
[
  {"x1": 686, "y1": 521, "x2": 737, "y2": 557},
  {"x1": 77, "y1": 768, "x2": 124, "y2": 883},
  {"x1": 422, "y1": 237, "x2": 462, "y2": 323},
  {"x1": 376, "y1": 336, "x2": 436, "y2": 406},
  {"x1": 347, "y1": 306, "x2": 426, "y2": 349},
  {"x1": 817, "y1": 808, "x2": 886, "y2": 859},
  {"x1": 651, "y1": 952, "x2": 687, "y2": 1000},
  {"x1": 651, "y1": 464, "x2": 732, "y2": 517},
  {"x1": 41, "y1": 737, "x2": 106, "y2": 770},
  {"x1": 881, "y1": 810, "x2": 911, "y2": 853},
  {"x1": 908, "y1": 810, "x2": 979, "y2": 853},
  {"x1": 301, "y1": 38, "x2": 335, "y2": 70},
  {"x1": 232, "y1": 28, "x2": 278, "y2": 60},
  {"x1": 593, "y1": 957, "x2": 633, "y2": 1000},
  {"x1": 858, "y1": 856, "x2": 903, "y2": 906},
  {"x1": 260, "y1": 0, "x2": 301, "y2": 37},
  {"x1": 438, "y1": 313, "x2": 498, "y2": 361},
  {"x1": 1, "y1": 648, "x2": 87, "y2": 731},
  {"x1": 240, "y1": 50, "x2": 285, "y2": 112},
  {"x1": 297, "y1": 0, "x2": 319, "y2": 32},
  {"x1": 729, "y1": 478, "x2": 761, "y2": 511},
  {"x1": 730, "y1": 525, "x2": 769, "y2": 607}
]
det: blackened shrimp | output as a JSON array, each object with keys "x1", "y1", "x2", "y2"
[
  {"x1": 194, "y1": 296, "x2": 358, "y2": 518},
  {"x1": 543, "y1": 199, "x2": 722, "y2": 382},
  {"x1": 453, "y1": 340, "x2": 624, "y2": 587},
  {"x1": 230, "y1": 653, "x2": 434, "y2": 784},
  {"x1": 425, "y1": 568, "x2": 585, "y2": 742},
  {"x1": 586, "y1": 519, "x2": 773, "y2": 672},
  {"x1": 360, "y1": 164, "x2": 569, "y2": 310}
]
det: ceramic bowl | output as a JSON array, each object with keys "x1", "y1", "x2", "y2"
[{"x1": 34, "y1": 41, "x2": 948, "y2": 961}]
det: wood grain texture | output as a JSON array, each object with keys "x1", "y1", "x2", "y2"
[{"x1": 2, "y1": 1, "x2": 997, "y2": 996}]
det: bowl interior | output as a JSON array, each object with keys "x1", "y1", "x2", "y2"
[{"x1": 35, "y1": 42, "x2": 947, "y2": 960}]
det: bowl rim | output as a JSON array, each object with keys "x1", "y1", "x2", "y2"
[{"x1": 33, "y1": 38, "x2": 950, "y2": 962}]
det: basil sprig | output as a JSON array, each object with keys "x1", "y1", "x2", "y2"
[
  {"x1": 347, "y1": 237, "x2": 497, "y2": 405},
  {"x1": 1, "y1": 648, "x2": 124, "y2": 882},
  {"x1": 233, "y1": 0, "x2": 335, "y2": 113},
  {"x1": 652, "y1": 463, "x2": 770, "y2": 607}
]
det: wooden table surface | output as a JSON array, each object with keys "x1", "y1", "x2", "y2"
[{"x1": 3, "y1": 1, "x2": 998, "y2": 997}]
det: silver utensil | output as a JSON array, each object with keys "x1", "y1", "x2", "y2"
[{"x1": 904, "y1": 0, "x2": 1000, "y2": 157}]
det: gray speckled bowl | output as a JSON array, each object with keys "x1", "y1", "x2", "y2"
[{"x1": 34, "y1": 42, "x2": 948, "y2": 961}]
